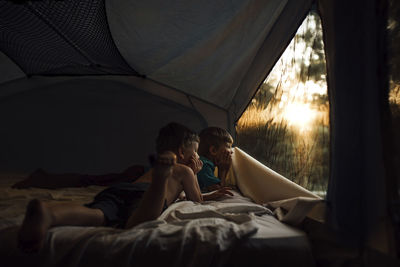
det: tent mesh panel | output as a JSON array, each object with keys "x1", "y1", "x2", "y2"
[{"x1": 0, "y1": 0, "x2": 137, "y2": 75}]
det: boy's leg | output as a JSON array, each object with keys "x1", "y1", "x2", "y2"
[
  {"x1": 18, "y1": 199, "x2": 104, "y2": 253},
  {"x1": 125, "y1": 151, "x2": 176, "y2": 228},
  {"x1": 12, "y1": 165, "x2": 145, "y2": 189},
  {"x1": 12, "y1": 169, "x2": 84, "y2": 189}
]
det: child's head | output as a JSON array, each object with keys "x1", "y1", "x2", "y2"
[
  {"x1": 156, "y1": 122, "x2": 200, "y2": 165},
  {"x1": 198, "y1": 127, "x2": 233, "y2": 162}
]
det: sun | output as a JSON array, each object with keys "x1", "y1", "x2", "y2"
[{"x1": 282, "y1": 102, "x2": 316, "y2": 132}]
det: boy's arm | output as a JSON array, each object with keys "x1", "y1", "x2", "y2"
[
  {"x1": 217, "y1": 169, "x2": 228, "y2": 187},
  {"x1": 181, "y1": 169, "x2": 232, "y2": 202},
  {"x1": 180, "y1": 166, "x2": 203, "y2": 202},
  {"x1": 215, "y1": 151, "x2": 232, "y2": 186},
  {"x1": 202, "y1": 187, "x2": 233, "y2": 201}
]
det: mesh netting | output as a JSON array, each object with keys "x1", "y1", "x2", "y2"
[{"x1": 0, "y1": 0, "x2": 137, "y2": 75}]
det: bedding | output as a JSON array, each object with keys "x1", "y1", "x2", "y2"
[{"x1": 0, "y1": 173, "x2": 316, "y2": 267}]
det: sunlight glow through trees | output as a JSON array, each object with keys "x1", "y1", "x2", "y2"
[{"x1": 236, "y1": 11, "x2": 329, "y2": 193}]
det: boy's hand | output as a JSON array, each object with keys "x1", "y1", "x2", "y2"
[
  {"x1": 187, "y1": 155, "x2": 203, "y2": 175},
  {"x1": 204, "y1": 187, "x2": 234, "y2": 201},
  {"x1": 206, "y1": 183, "x2": 221, "y2": 191},
  {"x1": 215, "y1": 150, "x2": 232, "y2": 171},
  {"x1": 177, "y1": 191, "x2": 186, "y2": 201}
]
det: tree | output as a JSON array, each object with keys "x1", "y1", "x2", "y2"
[
  {"x1": 297, "y1": 11, "x2": 326, "y2": 84},
  {"x1": 389, "y1": 0, "x2": 400, "y2": 86}
]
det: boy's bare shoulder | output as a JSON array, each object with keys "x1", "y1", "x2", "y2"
[{"x1": 172, "y1": 163, "x2": 194, "y2": 177}]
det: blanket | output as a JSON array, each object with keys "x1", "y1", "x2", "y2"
[
  {"x1": 0, "y1": 174, "x2": 314, "y2": 267},
  {"x1": 226, "y1": 147, "x2": 325, "y2": 224}
]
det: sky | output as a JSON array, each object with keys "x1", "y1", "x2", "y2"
[{"x1": 252, "y1": 12, "x2": 329, "y2": 134}]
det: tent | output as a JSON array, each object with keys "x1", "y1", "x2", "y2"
[{"x1": 0, "y1": 0, "x2": 399, "y2": 264}]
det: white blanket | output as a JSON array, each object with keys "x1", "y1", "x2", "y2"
[
  {"x1": 44, "y1": 203, "x2": 259, "y2": 267},
  {"x1": 0, "y1": 174, "x2": 315, "y2": 267},
  {"x1": 0, "y1": 190, "x2": 267, "y2": 267}
]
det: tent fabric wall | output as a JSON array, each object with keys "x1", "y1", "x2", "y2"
[
  {"x1": 0, "y1": 76, "x2": 207, "y2": 173},
  {"x1": 318, "y1": 0, "x2": 390, "y2": 250},
  {"x1": 0, "y1": 0, "x2": 315, "y2": 173},
  {"x1": 0, "y1": 52, "x2": 25, "y2": 84},
  {"x1": 229, "y1": 0, "x2": 314, "y2": 121}
]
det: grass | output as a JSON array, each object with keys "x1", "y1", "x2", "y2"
[
  {"x1": 234, "y1": 9, "x2": 400, "y2": 196},
  {"x1": 235, "y1": 82, "x2": 399, "y2": 196},
  {"x1": 235, "y1": 9, "x2": 330, "y2": 193},
  {"x1": 236, "y1": 105, "x2": 329, "y2": 193}
]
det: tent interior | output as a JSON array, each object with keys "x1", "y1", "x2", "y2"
[{"x1": 1, "y1": 0, "x2": 400, "y2": 266}]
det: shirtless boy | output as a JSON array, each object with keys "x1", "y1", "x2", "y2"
[{"x1": 18, "y1": 122, "x2": 232, "y2": 253}]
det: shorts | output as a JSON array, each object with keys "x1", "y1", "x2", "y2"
[{"x1": 85, "y1": 182, "x2": 150, "y2": 228}]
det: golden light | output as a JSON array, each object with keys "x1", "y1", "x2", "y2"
[
  {"x1": 238, "y1": 12, "x2": 329, "y2": 133},
  {"x1": 281, "y1": 102, "x2": 316, "y2": 132}
]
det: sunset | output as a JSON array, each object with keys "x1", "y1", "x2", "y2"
[
  {"x1": 280, "y1": 102, "x2": 316, "y2": 131},
  {"x1": 236, "y1": 10, "x2": 329, "y2": 192}
]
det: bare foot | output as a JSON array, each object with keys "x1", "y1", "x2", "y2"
[
  {"x1": 18, "y1": 199, "x2": 53, "y2": 253},
  {"x1": 152, "y1": 151, "x2": 176, "y2": 183},
  {"x1": 12, "y1": 169, "x2": 48, "y2": 189}
]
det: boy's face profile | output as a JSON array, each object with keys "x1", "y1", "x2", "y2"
[
  {"x1": 179, "y1": 141, "x2": 200, "y2": 165},
  {"x1": 211, "y1": 142, "x2": 233, "y2": 159}
]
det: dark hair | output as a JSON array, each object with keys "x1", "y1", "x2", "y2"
[
  {"x1": 198, "y1": 127, "x2": 233, "y2": 156},
  {"x1": 156, "y1": 122, "x2": 200, "y2": 153}
]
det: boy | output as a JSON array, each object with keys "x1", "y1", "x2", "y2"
[
  {"x1": 197, "y1": 127, "x2": 234, "y2": 192},
  {"x1": 18, "y1": 122, "x2": 232, "y2": 253}
]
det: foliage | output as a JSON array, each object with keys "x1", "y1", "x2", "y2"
[
  {"x1": 389, "y1": 0, "x2": 400, "y2": 113},
  {"x1": 297, "y1": 11, "x2": 326, "y2": 83},
  {"x1": 236, "y1": 108, "x2": 329, "y2": 192},
  {"x1": 236, "y1": 11, "x2": 329, "y2": 195},
  {"x1": 388, "y1": 0, "x2": 400, "y2": 85},
  {"x1": 236, "y1": 3, "x2": 400, "y2": 195}
]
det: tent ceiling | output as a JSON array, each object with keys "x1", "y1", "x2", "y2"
[
  {"x1": 0, "y1": 0, "x2": 314, "y2": 172},
  {"x1": 0, "y1": 0, "x2": 136, "y2": 76},
  {"x1": 0, "y1": 0, "x2": 314, "y2": 122},
  {"x1": 107, "y1": 0, "x2": 287, "y2": 109}
]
